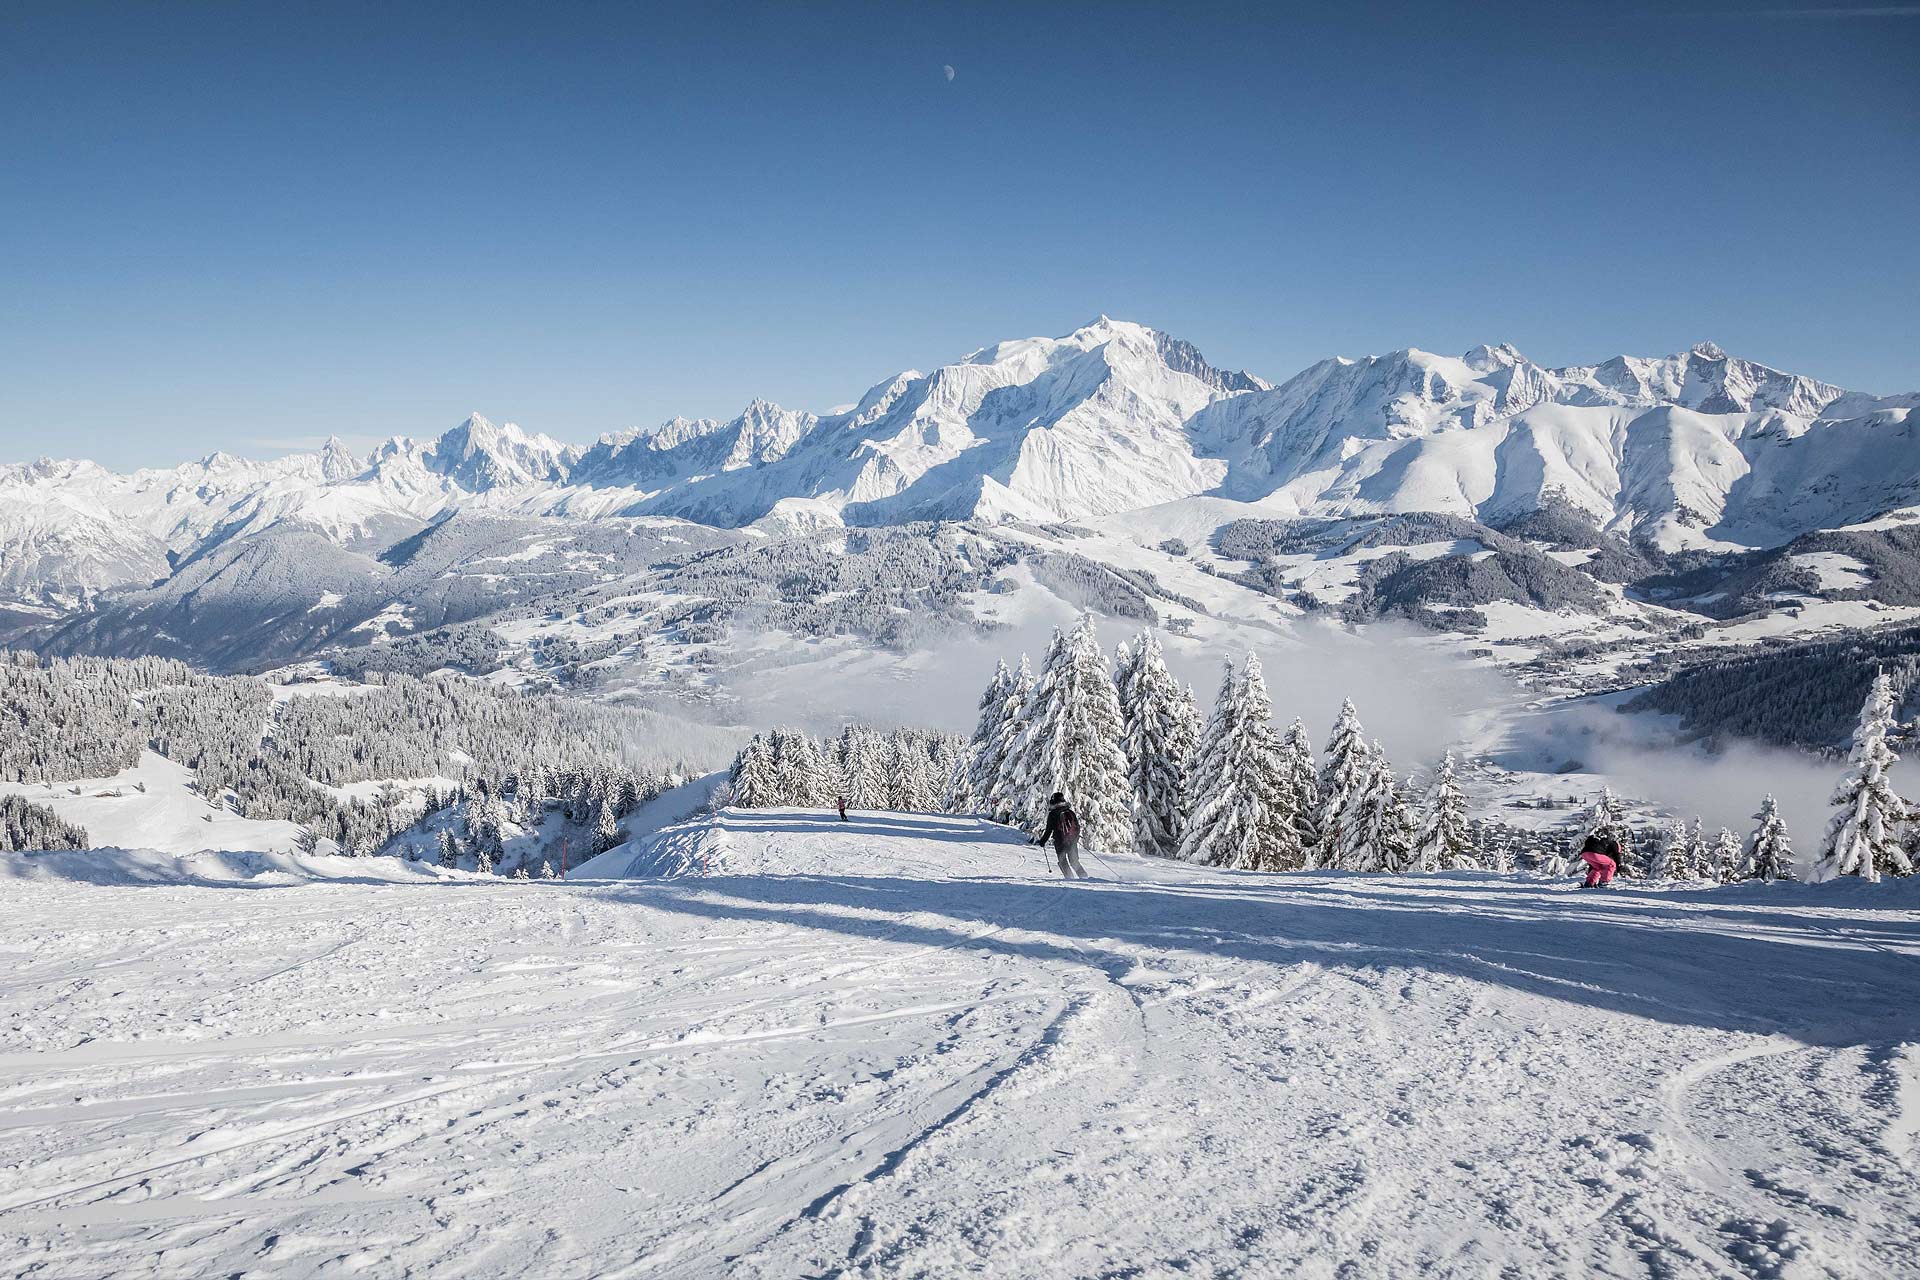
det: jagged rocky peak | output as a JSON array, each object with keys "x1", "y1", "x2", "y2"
[
  {"x1": 316, "y1": 436, "x2": 361, "y2": 482},
  {"x1": 425, "y1": 413, "x2": 573, "y2": 489},
  {"x1": 1461, "y1": 342, "x2": 1526, "y2": 373}
]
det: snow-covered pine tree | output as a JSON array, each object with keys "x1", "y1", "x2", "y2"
[
  {"x1": 513, "y1": 864, "x2": 530, "y2": 879},
  {"x1": 1178, "y1": 659, "x2": 1238, "y2": 866},
  {"x1": 1685, "y1": 818, "x2": 1709, "y2": 881},
  {"x1": 988, "y1": 655, "x2": 1037, "y2": 826},
  {"x1": 1709, "y1": 827, "x2": 1742, "y2": 884},
  {"x1": 728, "y1": 735, "x2": 780, "y2": 808},
  {"x1": 1281, "y1": 718, "x2": 1321, "y2": 860},
  {"x1": 841, "y1": 726, "x2": 891, "y2": 810},
  {"x1": 474, "y1": 843, "x2": 495, "y2": 875},
  {"x1": 1414, "y1": 751, "x2": 1477, "y2": 871},
  {"x1": 1815, "y1": 671, "x2": 1913, "y2": 882},
  {"x1": 1742, "y1": 794, "x2": 1795, "y2": 882},
  {"x1": 1239, "y1": 654, "x2": 1301, "y2": 871},
  {"x1": 539, "y1": 858, "x2": 556, "y2": 879},
  {"x1": 467, "y1": 785, "x2": 507, "y2": 864},
  {"x1": 888, "y1": 737, "x2": 935, "y2": 812},
  {"x1": 1116, "y1": 629, "x2": 1190, "y2": 857},
  {"x1": 927, "y1": 735, "x2": 963, "y2": 813},
  {"x1": 1176, "y1": 656, "x2": 1297, "y2": 870},
  {"x1": 772, "y1": 730, "x2": 833, "y2": 807},
  {"x1": 1311, "y1": 700, "x2": 1371, "y2": 870},
  {"x1": 1014, "y1": 617, "x2": 1131, "y2": 853},
  {"x1": 1647, "y1": 816, "x2": 1685, "y2": 880},
  {"x1": 593, "y1": 795, "x2": 621, "y2": 853},
  {"x1": 437, "y1": 827, "x2": 460, "y2": 869},
  {"x1": 963, "y1": 661, "x2": 1013, "y2": 818},
  {"x1": 1173, "y1": 682, "x2": 1203, "y2": 807},
  {"x1": 519, "y1": 767, "x2": 547, "y2": 826},
  {"x1": 1343, "y1": 742, "x2": 1411, "y2": 872}
]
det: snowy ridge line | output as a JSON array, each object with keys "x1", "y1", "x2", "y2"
[{"x1": 7, "y1": 320, "x2": 1918, "y2": 621}]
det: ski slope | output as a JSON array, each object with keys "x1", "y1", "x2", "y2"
[{"x1": 3, "y1": 810, "x2": 1918, "y2": 1278}]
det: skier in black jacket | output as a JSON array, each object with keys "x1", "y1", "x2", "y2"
[{"x1": 1033, "y1": 792, "x2": 1088, "y2": 879}]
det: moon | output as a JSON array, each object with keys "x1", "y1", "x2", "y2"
[{"x1": 942, "y1": 64, "x2": 955, "y2": 82}]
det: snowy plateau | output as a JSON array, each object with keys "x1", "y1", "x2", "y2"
[{"x1": 5, "y1": 318, "x2": 1920, "y2": 1279}]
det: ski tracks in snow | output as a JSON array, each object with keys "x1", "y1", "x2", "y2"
[{"x1": 3, "y1": 811, "x2": 1919, "y2": 1278}]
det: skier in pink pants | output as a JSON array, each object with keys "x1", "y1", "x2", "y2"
[{"x1": 1578, "y1": 834, "x2": 1619, "y2": 888}]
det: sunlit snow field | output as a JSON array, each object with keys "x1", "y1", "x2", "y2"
[{"x1": 4, "y1": 809, "x2": 1918, "y2": 1278}]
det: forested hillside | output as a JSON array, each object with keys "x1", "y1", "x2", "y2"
[
  {"x1": 1625, "y1": 625, "x2": 1920, "y2": 750},
  {"x1": 0, "y1": 651, "x2": 733, "y2": 857}
]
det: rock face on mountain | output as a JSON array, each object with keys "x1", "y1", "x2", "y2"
[{"x1": 3, "y1": 319, "x2": 1915, "y2": 610}]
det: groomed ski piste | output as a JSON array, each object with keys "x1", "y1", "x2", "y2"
[{"x1": 4, "y1": 808, "x2": 1919, "y2": 1279}]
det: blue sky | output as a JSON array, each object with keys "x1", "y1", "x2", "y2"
[{"x1": 2, "y1": 1, "x2": 1916, "y2": 468}]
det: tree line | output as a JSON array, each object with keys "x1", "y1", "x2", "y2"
[{"x1": 724, "y1": 615, "x2": 1896, "y2": 886}]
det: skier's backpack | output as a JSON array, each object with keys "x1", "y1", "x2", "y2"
[{"x1": 1057, "y1": 807, "x2": 1080, "y2": 848}]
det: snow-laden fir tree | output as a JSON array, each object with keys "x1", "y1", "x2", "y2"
[
  {"x1": 963, "y1": 660, "x2": 1017, "y2": 820},
  {"x1": 1310, "y1": 700, "x2": 1371, "y2": 870},
  {"x1": 1681, "y1": 821, "x2": 1712, "y2": 882},
  {"x1": 1414, "y1": 751, "x2": 1477, "y2": 871},
  {"x1": 1646, "y1": 816, "x2": 1686, "y2": 880},
  {"x1": 1177, "y1": 655, "x2": 1298, "y2": 870},
  {"x1": 1281, "y1": 718, "x2": 1321, "y2": 859},
  {"x1": 539, "y1": 858, "x2": 556, "y2": 879},
  {"x1": 1815, "y1": 671, "x2": 1913, "y2": 882},
  {"x1": 1709, "y1": 827, "x2": 1742, "y2": 884},
  {"x1": 1178, "y1": 658, "x2": 1240, "y2": 866},
  {"x1": 467, "y1": 784, "x2": 507, "y2": 863},
  {"x1": 1741, "y1": 794, "x2": 1795, "y2": 882},
  {"x1": 928, "y1": 736, "x2": 963, "y2": 813},
  {"x1": 593, "y1": 795, "x2": 622, "y2": 853},
  {"x1": 840, "y1": 726, "x2": 892, "y2": 810},
  {"x1": 729, "y1": 735, "x2": 781, "y2": 808},
  {"x1": 1115, "y1": 630, "x2": 1192, "y2": 857},
  {"x1": 1238, "y1": 655, "x2": 1302, "y2": 870},
  {"x1": 1014, "y1": 617, "x2": 1132, "y2": 853},
  {"x1": 888, "y1": 736, "x2": 935, "y2": 812},
  {"x1": 519, "y1": 768, "x2": 547, "y2": 826},
  {"x1": 474, "y1": 842, "x2": 495, "y2": 875},
  {"x1": 437, "y1": 827, "x2": 460, "y2": 869},
  {"x1": 1342, "y1": 742, "x2": 1412, "y2": 872},
  {"x1": 513, "y1": 864, "x2": 530, "y2": 879},
  {"x1": 773, "y1": 729, "x2": 835, "y2": 808},
  {"x1": 987, "y1": 656, "x2": 1037, "y2": 825}
]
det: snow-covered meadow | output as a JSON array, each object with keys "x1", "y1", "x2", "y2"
[{"x1": 4, "y1": 809, "x2": 1917, "y2": 1279}]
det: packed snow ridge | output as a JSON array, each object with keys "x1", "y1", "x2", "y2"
[{"x1": 6, "y1": 318, "x2": 1917, "y2": 601}]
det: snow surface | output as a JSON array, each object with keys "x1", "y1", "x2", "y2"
[
  {"x1": 4, "y1": 808, "x2": 1917, "y2": 1278},
  {"x1": 0, "y1": 752, "x2": 304, "y2": 855}
]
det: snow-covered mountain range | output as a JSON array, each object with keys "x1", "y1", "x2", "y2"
[
  {"x1": 5, "y1": 319, "x2": 1917, "y2": 704},
  {"x1": 9, "y1": 318, "x2": 1915, "y2": 608}
]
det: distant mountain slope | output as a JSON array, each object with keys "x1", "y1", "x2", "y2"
[{"x1": 5, "y1": 319, "x2": 1915, "y2": 688}]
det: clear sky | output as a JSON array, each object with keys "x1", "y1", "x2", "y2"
[{"x1": 2, "y1": 1, "x2": 1916, "y2": 468}]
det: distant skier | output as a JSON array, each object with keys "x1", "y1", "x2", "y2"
[
  {"x1": 1032, "y1": 792, "x2": 1088, "y2": 879},
  {"x1": 1577, "y1": 833, "x2": 1619, "y2": 889},
  {"x1": 836, "y1": 794, "x2": 848, "y2": 822}
]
